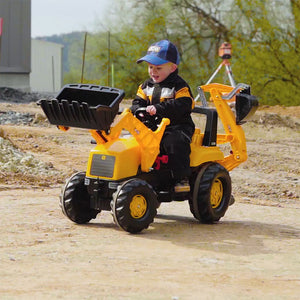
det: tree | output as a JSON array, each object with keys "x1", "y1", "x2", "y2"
[
  {"x1": 232, "y1": 0, "x2": 300, "y2": 105},
  {"x1": 63, "y1": 0, "x2": 299, "y2": 105}
]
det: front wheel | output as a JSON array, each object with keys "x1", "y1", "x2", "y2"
[
  {"x1": 190, "y1": 163, "x2": 231, "y2": 223},
  {"x1": 112, "y1": 179, "x2": 158, "y2": 233},
  {"x1": 60, "y1": 172, "x2": 99, "y2": 224}
]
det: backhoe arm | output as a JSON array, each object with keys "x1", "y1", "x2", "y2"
[{"x1": 201, "y1": 83, "x2": 248, "y2": 171}]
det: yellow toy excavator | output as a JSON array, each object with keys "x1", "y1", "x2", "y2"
[{"x1": 38, "y1": 81, "x2": 258, "y2": 233}]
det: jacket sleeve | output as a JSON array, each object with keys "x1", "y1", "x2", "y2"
[
  {"x1": 154, "y1": 86, "x2": 194, "y2": 122},
  {"x1": 130, "y1": 84, "x2": 149, "y2": 114}
]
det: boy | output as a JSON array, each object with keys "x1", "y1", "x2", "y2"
[{"x1": 131, "y1": 40, "x2": 195, "y2": 192}]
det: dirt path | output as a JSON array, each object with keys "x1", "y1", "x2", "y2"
[
  {"x1": 0, "y1": 188, "x2": 299, "y2": 299},
  {"x1": 0, "y1": 103, "x2": 299, "y2": 299}
]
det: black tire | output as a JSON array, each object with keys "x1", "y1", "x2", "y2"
[
  {"x1": 112, "y1": 179, "x2": 158, "y2": 233},
  {"x1": 188, "y1": 163, "x2": 210, "y2": 217},
  {"x1": 60, "y1": 172, "x2": 99, "y2": 224},
  {"x1": 190, "y1": 163, "x2": 231, "y2": 223}
]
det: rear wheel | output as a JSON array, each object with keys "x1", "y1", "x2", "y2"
[
  {"x1": 60, "y1": 172, "x2": 99, "y2": 224},
  {"x1": 112, "y1": 179, "x2": 158, "y2": 233},
  {"x1": 190, "y1": 163, "x2": 231, "y2": 223}
]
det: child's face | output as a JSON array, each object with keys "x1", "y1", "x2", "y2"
[{"x1": 148, "y1": 63, "x2": 177, "y2": 83}]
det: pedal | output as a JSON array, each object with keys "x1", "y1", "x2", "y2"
[{"x1": 174, "y1": 182, "x2": 190, "y2": 193}]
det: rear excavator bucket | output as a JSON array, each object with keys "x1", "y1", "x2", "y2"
[
  {"x1": 235, "y1": 89, "x2": 259, "y2": 125},
  {"x1": 38, "y1": 84, "x2": 125, "y2": 131}
]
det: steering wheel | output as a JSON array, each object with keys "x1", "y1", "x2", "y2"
[{"x1": 134, "y1": 107, "x2": 162, "y2": 131}]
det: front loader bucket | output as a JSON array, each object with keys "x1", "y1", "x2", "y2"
[{"x1": 38, "y1": 84, "x2": 125, "y2": 131}]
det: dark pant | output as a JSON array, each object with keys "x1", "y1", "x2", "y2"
[{"x1": 160, "y1": 127, "x2": 193, "y2": 183}]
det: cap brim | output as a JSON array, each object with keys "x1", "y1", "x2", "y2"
[{"x1": 136, "y1": 54, "x2": 169, "y2": 65}]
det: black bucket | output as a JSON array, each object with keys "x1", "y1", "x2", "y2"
[
  {"x1": 38, "y1": 84, "x2": 125, "y2": 131},
  {"x1": 235, "y1": 93, "x2": 259, "y2": 125}
]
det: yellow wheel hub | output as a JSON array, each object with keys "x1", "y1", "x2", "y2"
[
  {"x1": 210, "y1": 179, "x2": 223, "y2": 208},
  {"x1": 130, "y1": 195, "x2": 147, "y2": 219}
]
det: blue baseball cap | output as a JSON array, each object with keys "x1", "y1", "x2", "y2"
[{"x1": 137, "y1": 40, "x2": 180, "y2": 65}]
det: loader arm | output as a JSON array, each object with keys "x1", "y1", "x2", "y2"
[{"x1": 90, "y1": 108, "x2": 170, "y2": 172}]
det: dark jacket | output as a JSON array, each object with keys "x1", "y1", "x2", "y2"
[{"x1": 131, "y1": 69, "x2": 195, "y2": 136}]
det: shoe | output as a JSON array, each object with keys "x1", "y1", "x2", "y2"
[{"x1": 174, "y1": 179, "x2": 190, "y2": 193}]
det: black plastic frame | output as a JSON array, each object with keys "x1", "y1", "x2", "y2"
[{"x1": 192, "y1": 106, "x2": 218, "y2": 146}]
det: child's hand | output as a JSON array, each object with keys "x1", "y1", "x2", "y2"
[{"x1": 146, "y1": 105, "x2": 157, "y2": 115}]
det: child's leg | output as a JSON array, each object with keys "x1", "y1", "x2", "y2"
[{"x1": 160, "y1": 129, "x2": 191, "y2": 183}]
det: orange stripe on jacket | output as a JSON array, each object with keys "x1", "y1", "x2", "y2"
[
  {"x1": 137, "y1": 85, "x2": 148, "y2": 100},
  {"x1": 175, "y1": 87, "x2": 195, "y2": 109}
]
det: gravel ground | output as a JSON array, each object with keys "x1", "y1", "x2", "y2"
[{"x1": 0, "y1": 88, "x2": 299, "y2": 299}]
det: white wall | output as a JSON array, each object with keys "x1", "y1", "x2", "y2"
[{"x1": 30, "y1": 39, "x2": 63, "y2": 93}]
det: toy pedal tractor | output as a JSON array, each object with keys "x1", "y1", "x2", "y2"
[{"x1": 38, "y1": 83, "x2": 258, "y2": 233}]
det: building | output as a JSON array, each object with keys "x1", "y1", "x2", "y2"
[
  {"x1": 0, "y1": 0, "x2": 63, "y2": 93},
  {"x1": 30, "y1": 39, "x2": 63, "y2": 93},
  {"x1": 0, "y1": 0, "x2": 31, "y2": 91}
]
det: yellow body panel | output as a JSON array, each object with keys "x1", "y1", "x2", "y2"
[
  {"x1": 190, "y1": 145, "x2": 224, "y2": 167},
  {"x1": 86, "y1": 136, "x2": 141, "y2": 180},
  {"x1": 190, "y1": 128, "x2": 224, "y2": 166}
]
